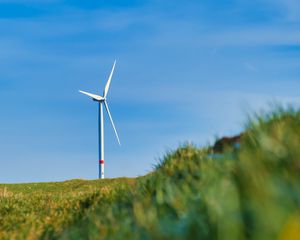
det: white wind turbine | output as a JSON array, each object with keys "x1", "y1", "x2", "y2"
[{"x1": 79, "y1": 60, "x2": 120, "y2": 179}]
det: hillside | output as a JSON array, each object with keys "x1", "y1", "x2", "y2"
[{"x1": 1, "y1": 107, "x2": 300, "y2": 239}]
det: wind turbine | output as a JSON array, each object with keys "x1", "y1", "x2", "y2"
[{"x1": 79, "y1": 60, "x2": 120, "y2": 179}]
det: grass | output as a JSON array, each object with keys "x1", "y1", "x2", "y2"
[
  {"x1": 1, "y1": 107, "x2": 300, "y2": 239},
  {"x1": 0, "y1": 178, "x2": 135, "y2": 239}
]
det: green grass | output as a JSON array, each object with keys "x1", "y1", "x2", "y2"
[
  {"x1": 0, "y1": 179, "x2": 136, "y2": 239},
  {"x1": 1, "y1": 107, "x2": 300, "y2": 239}
]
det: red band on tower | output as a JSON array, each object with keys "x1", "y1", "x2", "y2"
[{"x1": 99, "y1": 160, "x2": 104, "y2": 164}]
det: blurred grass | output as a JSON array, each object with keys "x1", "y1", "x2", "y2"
[{"x1": 1, "y1": 107, "x2": 300, "y2": 239}]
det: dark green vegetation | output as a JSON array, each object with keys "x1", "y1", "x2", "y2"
[{"x1": 1, "y1": 107, "x2": 300, "y2": 239}]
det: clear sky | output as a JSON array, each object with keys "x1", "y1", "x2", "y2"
[{"x1": 0, "y1": 0, "x2": 299, "y2": 183}]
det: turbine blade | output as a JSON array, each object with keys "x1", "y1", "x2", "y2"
[
  {"x1": 104, "y1": 100, "x2": 121, "y2": 146},
  {"x1": 103, "y1": 60, "x2": 116, "y2": 98},
  {"x1": 79, "y1": 90, "x2": 104, "y2": 101}
]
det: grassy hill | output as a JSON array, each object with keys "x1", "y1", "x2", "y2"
[{"x1": 1, "y1": 107, "x2": 300, "y2": 239}]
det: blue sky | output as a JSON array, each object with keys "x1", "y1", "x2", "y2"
[{"x1": 0, "y1": 0, "x2": 299, "y2": 183}]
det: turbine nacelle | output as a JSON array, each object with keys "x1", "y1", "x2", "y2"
[{"x1": 93, "y1": 98, "x2": 105, "y2": 102}]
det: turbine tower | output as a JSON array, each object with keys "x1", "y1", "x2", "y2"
[{"x1": 79, "y1": 60, "x2": 120, "y2": 179}]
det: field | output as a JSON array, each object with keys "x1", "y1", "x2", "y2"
[
  {"x1": 1, "y1": 107, "x2": 300, "y2": 239},
  {"x1": 0, "y1": 178, "x2": 136, "y2": 239}
]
